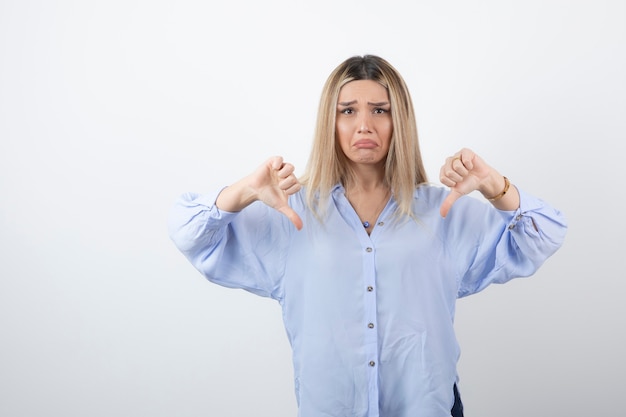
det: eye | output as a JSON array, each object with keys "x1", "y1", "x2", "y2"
[
  {"x1": 340, "y1": 107, "x2": 354, "y2": 115},
  {"x1": 373, "y1": 107, "x2": 389, "y2": 115}
]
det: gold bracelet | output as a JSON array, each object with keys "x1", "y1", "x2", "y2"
[{"x1": 487, "y1": 176, "x2": 510, "y2": 201}]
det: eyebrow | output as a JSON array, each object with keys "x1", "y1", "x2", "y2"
[{"x1": 337, "y1": 100, "x2": 390, "y2": 107}]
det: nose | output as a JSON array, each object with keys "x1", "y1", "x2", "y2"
[{"x1": 358, "y1": 113, "x2": 371, "y2": 133}]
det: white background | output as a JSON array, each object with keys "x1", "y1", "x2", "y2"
[{"x1": 1, "y1": 1, "x2": 624, "y2": 416}]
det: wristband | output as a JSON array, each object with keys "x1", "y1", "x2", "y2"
[{"x1": 487, "y1": 176, "x2": 510, "y2": 201}]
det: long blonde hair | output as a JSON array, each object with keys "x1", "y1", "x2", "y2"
[{"x1": 300, "y1": 55, "x2": 428, "y2": 220}]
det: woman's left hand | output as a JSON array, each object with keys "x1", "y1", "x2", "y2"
[{"x1": 439, "y1": 148, "x2": 512, "y2": 217}]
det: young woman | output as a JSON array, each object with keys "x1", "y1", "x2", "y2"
[{"x1": 168, "y1": 55, "x2": 567, "y2": 417}]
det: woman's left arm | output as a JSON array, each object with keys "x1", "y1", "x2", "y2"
[{"x1": 438, "y1": 148, "x2": 568, "y2": 296}]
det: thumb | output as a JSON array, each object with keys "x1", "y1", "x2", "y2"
[
  {"x1": 277, "y1": 205, "x2": 303, "y2": 231},
  {"x1": 440, "y1": 189, "x2": 463, "y2": 218}
]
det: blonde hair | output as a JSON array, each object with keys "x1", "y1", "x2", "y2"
[{"x1": 300, "y1": 55, "x2": 428, "y2": 220}]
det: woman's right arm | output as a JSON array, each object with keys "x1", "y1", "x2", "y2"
[{"x1": 167, "y1": 156, "x2": 302, "y2": 298}]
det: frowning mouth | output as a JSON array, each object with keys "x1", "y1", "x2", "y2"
[{"x1": 354, "y1": 139, "x2": 378, "y2": 149}]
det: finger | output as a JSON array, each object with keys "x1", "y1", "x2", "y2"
[
  {"x1": 270, "y1": 156, "x2": 284, "y2": 170},
  {"x1": 451, "y1": 157, "x2": 469, "y2": 174},
  {"x1": 456, "y1": 150, "x2": 475, "y2": 171},
  {"x1": 279, "y1": 175, "x2": 299, "y2": 191},
  {"x1": 439, "y1": 176, "x2": 456, "y2": 188},
  {"x1": 439, "y1": 189, "x2": 463, "y2": 218},
  {"x1": 283, "y1": 181, "x2": 302, "y2": 196},
  {"x1": 277, "y1": 205, "x2": 303, "y2": 230},
  {"x1": 277, "y1": 162, "x2": 295, "y2": 178},
  {"x1": 441, "y1": 167, "x2": 464, "y2": 184},
  {"x1": 447, "y1": 155, "x2": 461, "y2": 164},
  {"x1": 440, "y1": 164, "x2": 464, "y2": 185}
]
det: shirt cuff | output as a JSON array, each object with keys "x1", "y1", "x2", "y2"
[
  {"x1": 184, "y1": 188, "x2": 240, "y2": 224},
  {"x1": 501, "y1": 187, "x2": 545, "y2": 231}
]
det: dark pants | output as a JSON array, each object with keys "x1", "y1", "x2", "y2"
[{"x1": 451, "y1": 384, "x2": 464, "y2": 417}]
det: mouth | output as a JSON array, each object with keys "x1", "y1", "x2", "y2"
[{"x1": 353, "y1": 139, "x2": 378, "y2": 149}]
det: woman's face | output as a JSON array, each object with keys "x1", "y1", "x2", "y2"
[{"x1": 336, "y1": 79, "x2": 393, "y2": 167}]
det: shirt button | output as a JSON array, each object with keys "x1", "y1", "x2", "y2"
[
  {"x1": 367, "y1": 286, "x2": 374, "y2": 292},
  {"x1": 368, "y1": 323, "x2": 374, "y2": 329},
  {"x1": 366, "y1": 247, "x2": 373, "y2": 253},
  {"x1": 508, "y1": 224, "x2": 515, "y2": 230},
  {"x1": 369, "y1": 361, "x2": 376, "y2": 367},
  {"x1": 377, "y1": 221, "x2": 384, "y2": 226}
]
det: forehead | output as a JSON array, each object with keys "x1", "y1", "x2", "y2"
[{"x1": 338, "y1": 80, "x2": 389, "y2": 102}]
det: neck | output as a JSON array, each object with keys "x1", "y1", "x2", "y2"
[{"x1": 344, "y1": 163, "x2": 387, "y2": 194}]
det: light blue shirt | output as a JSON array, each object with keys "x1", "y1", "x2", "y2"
[{"x1": 168, "y1": 183, "x2": 567, "y2": 417}]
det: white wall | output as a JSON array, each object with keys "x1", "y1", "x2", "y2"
[{"x1": 1, "y1": 1, "x2": 624, "y2": 416}]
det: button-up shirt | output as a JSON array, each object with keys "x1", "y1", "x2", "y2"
[{"x1": 168, "y1": 183, "x2": 567, "y2": 417}]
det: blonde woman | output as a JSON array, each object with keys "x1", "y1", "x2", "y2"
[{"x1": 168, "y1": 55, "x2": 567, "y2": 417}]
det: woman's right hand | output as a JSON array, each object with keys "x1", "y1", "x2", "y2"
[{"x1": 216, "y1": 156, "x2": 303, "y2": 230}]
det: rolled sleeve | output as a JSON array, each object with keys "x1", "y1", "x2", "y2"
[
  {"x1": 505, "y1": 188, "x2": 568, "y2": 260},
  {"x1": 167, "y1": 189, "x2": 292, "y2": 300},
  {"x1": 457, "y1": 187, "x2": 567, "y2": 297}
]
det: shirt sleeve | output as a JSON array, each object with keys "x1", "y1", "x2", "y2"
[
  {"x1": 452, "y1": 188, "x2": 568, "y2": 298},
  {"x1": 167, "y1": 190, "x2": 292, "y2": 300}
]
